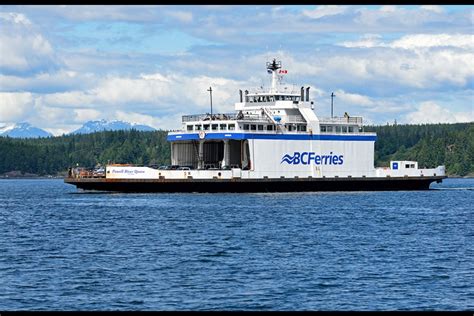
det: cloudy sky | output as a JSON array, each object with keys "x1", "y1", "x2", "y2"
[{"x1": 0, "y1": 5, "x2": 473, "y2": 135}]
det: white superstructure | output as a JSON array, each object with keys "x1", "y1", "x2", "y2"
[{"x1": 105, "y1": 59, "x2": 445, "y2": 181}]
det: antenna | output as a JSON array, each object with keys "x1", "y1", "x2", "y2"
[
  {"x1": 207, "y1": 86, "x2": 213, "y2": 120},
  {"x1": 331, "y1": 92, "x2": 336, "y2": 118}
]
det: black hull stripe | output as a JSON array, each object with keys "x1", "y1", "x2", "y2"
[{"x1": 64, "y1": 176, "x2": 446, "y2": 193}]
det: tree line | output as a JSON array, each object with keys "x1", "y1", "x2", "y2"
[{"x1": 0, "y1": 122, "x2": 472, "y2": 176}]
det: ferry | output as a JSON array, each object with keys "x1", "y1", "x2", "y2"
[{"x1": 65, "y1": 59, "x2": 446, "y2": 192}]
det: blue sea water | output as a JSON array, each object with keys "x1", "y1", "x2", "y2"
[{"x1": 0, "y1": 178, "x2": 472, "y2": 311}]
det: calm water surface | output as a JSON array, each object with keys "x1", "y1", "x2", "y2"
[{"x1": 0, "y1": 178, "x2": 473, "y2": 311}]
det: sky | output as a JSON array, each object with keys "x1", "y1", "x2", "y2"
[{"x1": 0, "y1": 4, "x2": 473, "y2": 135}]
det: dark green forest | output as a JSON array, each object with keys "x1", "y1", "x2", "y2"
[{"x1": 0, "y1": 122, "x2": 472, "y2": 177}]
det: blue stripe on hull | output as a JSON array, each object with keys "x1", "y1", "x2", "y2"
[{"x1": 167, "y1": 133, "x2": 377, "y2": 142}]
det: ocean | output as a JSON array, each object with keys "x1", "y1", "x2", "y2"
[{"x1": 0, "y1": 178, "x2": 472, "y2": 310}]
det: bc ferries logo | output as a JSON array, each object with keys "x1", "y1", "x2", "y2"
[{"x1": 281, "y1": 152, "x2": 344, "y2": 165}]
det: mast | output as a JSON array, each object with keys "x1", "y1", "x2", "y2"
[
  {"x1": 207, "y1": 86, "x2": 213, "y2": 120},
  {"x1": 331, "y1": 92, "x2": 335, "y2": 118},
  {"x1": 266, "y1": 59, "x2": 281, "y2": 93}
]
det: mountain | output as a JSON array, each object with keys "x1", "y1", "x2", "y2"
[
  {"x1": 0, "y1": 122, "x2": 53, "y2": 138},
  {"x1": 71, "y1": 119, "x2": 156, "y2": 134}
]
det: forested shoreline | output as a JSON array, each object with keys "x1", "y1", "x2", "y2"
[{"x1": 0, "y1": 122, "x2": 472, "y2": 177}]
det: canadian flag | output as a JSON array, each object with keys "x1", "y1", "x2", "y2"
[{"x1": 279, "y1": 69, "x2": 288, "y2": 74}]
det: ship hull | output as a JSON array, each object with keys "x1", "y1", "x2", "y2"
[{"x1": 64, "y1": 176, "x2": 446, "y2": 193}]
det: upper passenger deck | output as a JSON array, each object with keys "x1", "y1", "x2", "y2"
[{"x1": 169, "y1": 59, "x2": 375, "y2": 138}]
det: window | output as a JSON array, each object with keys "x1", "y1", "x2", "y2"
[
  {"x1": 348, "y1": 126, "x2": 354, "y2": 133},
  {"x1": 220, "y1": 124, "x2": 227, "y2": 130},
  {"x1": 212, "y1": 124, "x2": 218, "y2": 131},
  {"x1": 405, "y1": 164, "x2": 410, "y2": 168},
  {"x1": 258, "y1": 125, "x2": 264, "y2": 131},
  {"x1": 195, "y1": 125, "x2": 202, "y2": 130},
  {"x1": 228, "y1": 124, "x2": 235, "y2": 130},
  {"x1": 286, "y1": 124, "x2": 293, "y2": 131},
  {"x1": 187, "y1": 125, "x2": 193, "y2": 131},
  {"x1": 335, "y1": 126, "x2": 342, "y2": 133},
  {"x1": 203, "y1": 124, "x2": 210, "y2": 131},
  {"x1": 326, "y1": 126, "x2": 333, "y2": 132},
  {"x1": 320, "y1": 126, "x2": 327, "y2": 132},
  {"x1": 275, "y1": 95, "x2": 280, "y2": 101},
  {"x1": 243, "y1": 124, "x2": 249, "y2": 130},
  {"x1": 267, "y1": 125, "x2": 274, "y2": 131},
  {"x1": 298, "y1": 125, "x2": 307, "y2": 132},
  {"x1": 250, "y1": 124, "x2": 257, "y2": 131},
  {"x1": 410, "y1": 164, "x2": 415, "y2": 168}
]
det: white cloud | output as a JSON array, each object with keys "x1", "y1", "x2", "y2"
[
  {"x1": 0, "y1": 12, "x2": 31, "y2": 25},
  {"x1": 420, "y1": 5, "x2": 444, "y2": 14},
  {"x1": 405, "y1": 101, "x2": 473, "y2": 124},
  {"x1": 0, "y1": 92, "x2": 34, "y2": 121},
  {"x1": 390, "y1": 34, "x2": 474, "y2": 50},
  {"x1": 0, "y1": 11, "x2": 59, "y2": 75},
  {"x1": 302, "y1": 5, "x2": 348, "y2": 20},
  {"x1": 92, "y1": 75, "x2": 172, "y2": 105},
  {"x1": 115, "y1": 110, "x2": 161, "y2": 128},
  {"x1": 339, "y1": 34, "x2": 383, "y2": 48},
  {"x1": 379, "y1": 5, "x2": 398, "y2": 13},
  {"x1": 41, "y1": 91, "x2": 95, "y2": 108},
  {"x1": 0, "y1": 70, "x2": 97, "y2": 93},
  {"x1": 332, "y1": 35, "x2": 474, "y2": 88},
  {"x1": 166, "y1": 10, "x2": 193, "y2": 23},
  {"x1": 335, "y1": 90, "x2": 375, "y2": 107},
  {"x1": 339, "y1": 33, "x2": 474, "y2": 50},
  {"x1": 73, "y1": 108, "x2": 101, "y2": 122}
]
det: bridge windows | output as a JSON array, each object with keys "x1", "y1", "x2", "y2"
[
  {"x1": 187, "y1": 125, "x2": 193, "y2": 131},
  {"x1": 250, "y1": 124, "x2": 257, "y2": 131},
  {"x1": 297, "y1": 125, "x2": 307, "y2": 132},
  {"x1": 267, "y1": 125, "x2": 274, "y2": 131},
  {"x1": 212, "y1": 124, "x2": 218, "y2": 131},
  {"x1": 220, "y1": 124, "x2": 227, "y2": 130},
  {"x1": 228, "y1": 124, "x2": 235, "y2": 130},
  {"x1": 258, "y1": 125, "x2": 264, "y2": 131},
  {"x1": 203, "y1": 124, "x2": 210, "y2": 131},
  {"x1": 243, "y1": 124, "x2": 249, "y2": 130}
]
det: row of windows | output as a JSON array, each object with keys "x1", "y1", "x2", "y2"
[
  {"x1": 247, "y1": 95, "x2": 300, "y2": 103},
  {"x1": 242, "y1": 124, "x2": 275, "y2": 131},
  {"x1": 187, "y1": 123, "x2": 236, "y2": 131},
  {"x1": 186, "y1": 123, "x2": 309, "y2": 133},
  {"x1": 285, "y1": 124, "x2": 307, "y2": 132},
  {"x1": 320, "y1": 125, "x2": 358, "y2": 133},
  {"x1": 186, "y1": 123, "x2": 362, "y2": 134}
]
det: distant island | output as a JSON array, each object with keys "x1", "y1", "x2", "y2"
[{"x1": 0, "y1": 122, "x2": 472, "y2": 178}]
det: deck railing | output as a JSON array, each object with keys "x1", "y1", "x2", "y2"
[
  {"x1": 319, "y1": 116, "x2": 363, "y2": 125},
  {"x1": 182, "y1": 113, "x2": 306, "y2": 123}
]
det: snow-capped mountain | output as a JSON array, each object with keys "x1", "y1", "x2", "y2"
[
  {"x1": 0, "y1": 122, "x2": 53, "y2": 138},
  {"x1": 71, "y1": 119, "x2": 156, "y2": 134}
]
